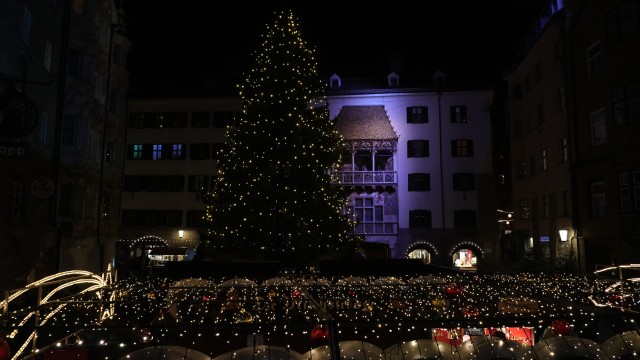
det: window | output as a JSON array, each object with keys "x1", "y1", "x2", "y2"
[
  {"x1": 451, "y1": 139, "x2": 473, "y2": 157},
  {"x1": 152, "y1": 144, "x2": 162, "y2": 160},
  {"x1": 191, "y1": 111, "x2": 210, "y2": 128},
  {"x1": 129, "y1": 113, "x2": 145, "y2": 129},
  {"x1": 44, "y1": 39, "x2": 53, "y2": 72},
  {"x1": 409, "y1": 210, "x2": 432, "y2": 229},
  {"x1": 511, "y1": 83, "x2": 523, "y2": 101},
  {"x1": 542, "y1": 195, "x2": 549, "y2": 218},
  {"x1": 541, "y1": 149, "x2": 548, "y2": 171},
  {"x1": 73, "y1": 0, "x2": 84, "y2": 13},
  {"x1": 188, "y1": 175, "x2": 209, "y2": 192},
  {"x1": 450, "y1": 106, "x2": 467, "y2": 123},
  {"x1": 591, "y1": 180, "x2": 606, "y2": 217},
  {"x1": 21, "y1": 6, "x2": 31, "y2": 44},
  {"x1": 105, "y1": 142, "x2": 115, "y2": 166},
  {"x1": 407, "y1": 106, "x2": 428, "y2": 123},
  {"x1": 211, "y1": 143, "x2": 224, "y2": 158},
  {"x1": 619, "y1": 171, "x2": 640, "y2": 212},
  {"x1": 187, "y1": 210, "x2": 206, "y2": 227},
  {"x1": 558, "y1": 85, "x2": 566, "y2": 111},
  {"x1": 130, "y1": 144, "x2": 143, "y2": 160},
  {"x1": 453, "y1": 173, "x2": 475, "y2": 191},
  {"x1": 171, "y1": 144, "x2": 184, "y2": 159},
  {"x1": 61, "y1": 114, "x2": 76, "y2": 145},
  {"x1": 67, "y1": 48, "x2": 82, "y2": 77},
  {"x1": 590, "y1": 108, "x2": 607, "y2": 146},
  {"x1": 454, "y1": 210, "x2": 477, "y2": 229},
  {"x1": 517, "y1": 159, "x2": 528, "y2": 178},
  {"x1": 537, "y1": 103, "x2": 544, "y2": 126},
  {"x1": 607, "y1": 2, "x2": 640, "y2": 45},
  {"x1": 165, "y1": 112, "x2": 188, "y2": 128},
  {"x1": 212, "y1": 111, "x2": 235, "y2": 127},
  {"x1": 535, "y1": 61, "x2": 542, "y2": 82},
  {"x1": 554, "y1": 38, "x2": 563, "y2": 61},
  {"x1": 407, "y1": 140, "x2": 429, "y2": 158},
  {"x1": 586, "y1": 42, "x2": 601, "y2": 79},
  {"x1": 613, "y1": 82, "x2": 640, "y2": 126},
  {"x1": 100, "y1": 192, "x2": 111, "y2": 219},
  {"x1": 190, "y1": 143, "x2": 211, "y2": 160},
  {"x1": 111, "y1": 44, "x2": 122, "y2": 64},
  {"x1": 519, "y1": 199, "x2": 530, "y2": 219},
  {"x1": 108, "y1": 90, "x2": 119, "y2": 114},
  {"x1": 350, "y1": 198, "x2": 383, "y2": 225},
  {"x1": 513, "y1": 117, "x2": 523, "y2": 138},
  {"x1": 562, "y1": 137, "x2": 568, "y2": 162},
  {"x1": 39, "y1": 111, "x2": 48, "y2": 144},
  {"x1": 408, "y1": 173, "x2": 430, "y2": 191}
]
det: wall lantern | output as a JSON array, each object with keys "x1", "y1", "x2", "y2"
[
  {"x1": 178, "y1": 230, "x2": 184, "y2": 239},
  {"x1": 559, "y1": 229, "x2": 568, "y2": 242}
]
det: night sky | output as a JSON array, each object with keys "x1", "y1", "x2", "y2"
[{"x1": 123, "y1": 1, "x2": 545, "y2": 97}]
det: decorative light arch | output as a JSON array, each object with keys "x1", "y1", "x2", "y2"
[
  {"x1": 127, "y1": 235, "x2": 170, "y2": 249},
  {"x1": 404, "y1": 241, "x2": 439, "y2": 258},
  {"x1": 448, "y1": 241, "x2": 484, "y2": 258}
]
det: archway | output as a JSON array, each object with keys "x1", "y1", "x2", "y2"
[
  {"x1": 450, "y1": 242, "x2": 483, "y2": 271},
  {"x1": 405, "y1": 241, "x2": 438, "y2": 264}
]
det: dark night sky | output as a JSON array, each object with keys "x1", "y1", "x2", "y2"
[{"x1": 123, "y1": 1, "x2": 545, "y2": 97}]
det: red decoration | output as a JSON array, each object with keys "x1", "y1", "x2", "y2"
[
  {"x1": 550, "y1": 319, "x2": 572, "y2": 336},
  {"x1": 445, "y1": 283, "x2": 464, "y2": 296},
  {"x1": 291, "y1": 288, "x2": 302, "y2": 299},
  {"x1": 0, "y1": 339, "x2": 9, "y2": 360},
  {"x1": 310, "y1": 325, "x2": 330, "y2": 344},
  {"x1": 462, "y1": 305, "x2": 479, "y2": 317},
  {"x1": 347, "y1": 289, "x2": 357, "y2": 297}
]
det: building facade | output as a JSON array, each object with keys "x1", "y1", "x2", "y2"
[
  {"x1": 326, "y1": 74, "x2": 497, "y2": 269},
  {"x1": 121, "y1": 97, "x2": 241, "y2": 263},
  {"x1": 124, "y1": 74, "x2": 498, "y2": 270},
  {"x1": 506, "y1": 0, "x2": 640, "y2": 272},
  {"x1": 0, "y1": 0, "x2": 130, "y2": 291}
]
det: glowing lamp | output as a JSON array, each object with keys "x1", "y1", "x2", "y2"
[
  {"x1": 178, "y1": 230, "x2": 184, "y2": 239},
  {"x1": 559, "y1": 229, "x2": 568, "y2": 242}
]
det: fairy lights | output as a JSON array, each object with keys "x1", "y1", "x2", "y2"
[{"x1": 202, "y1": 10, "x2": 360, "y2": 260}]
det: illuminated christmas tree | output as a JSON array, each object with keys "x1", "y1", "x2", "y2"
[{"x1": 202, "y1": 10, "x2": 360, "y2": 262}]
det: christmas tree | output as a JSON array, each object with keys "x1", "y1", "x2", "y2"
[{"x1": 202, "y1": 10, "x2": 360, "y2": 263}]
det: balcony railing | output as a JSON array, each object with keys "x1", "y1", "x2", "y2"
[
  {"x1": 330, "y1": 171, "x2": 397, "y2": 185},
  {"x1": 353, "y1": 222, "x2": 398, "y2": 235}
]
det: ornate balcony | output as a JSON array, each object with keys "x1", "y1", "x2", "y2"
[{"x1": 330, "y1": 170, "x2": 397, "y2": 185}]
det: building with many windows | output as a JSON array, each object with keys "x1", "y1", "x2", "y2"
[
  {"x1": 0, "y1": 0, "x2": 130, "y2": 291},
  {"x1": 123, "y1": 72, "x2": 498, "y2": 270},
  {"x1": 506, "y1": 0, "x2": 640, "y2": 271}
]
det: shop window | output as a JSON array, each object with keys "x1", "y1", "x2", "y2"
[
  {"x1": 407, "y1": 249, "x2": 431, "y2": 263},
  {"x1": 453, "y1": 249, "x2": 477, "y2": 269}
]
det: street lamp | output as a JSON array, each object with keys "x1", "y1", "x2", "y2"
[{"x1": 559, "y1": 229, "x2": 569, "y2": 242}]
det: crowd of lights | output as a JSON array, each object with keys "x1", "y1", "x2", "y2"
[{"x1": 2, "y1": 269, "x2": 639, "y2": 359}]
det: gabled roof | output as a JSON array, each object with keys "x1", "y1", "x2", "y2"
[{"x1": 334, "y1": 105, "x2": 398, "y2": 140}]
